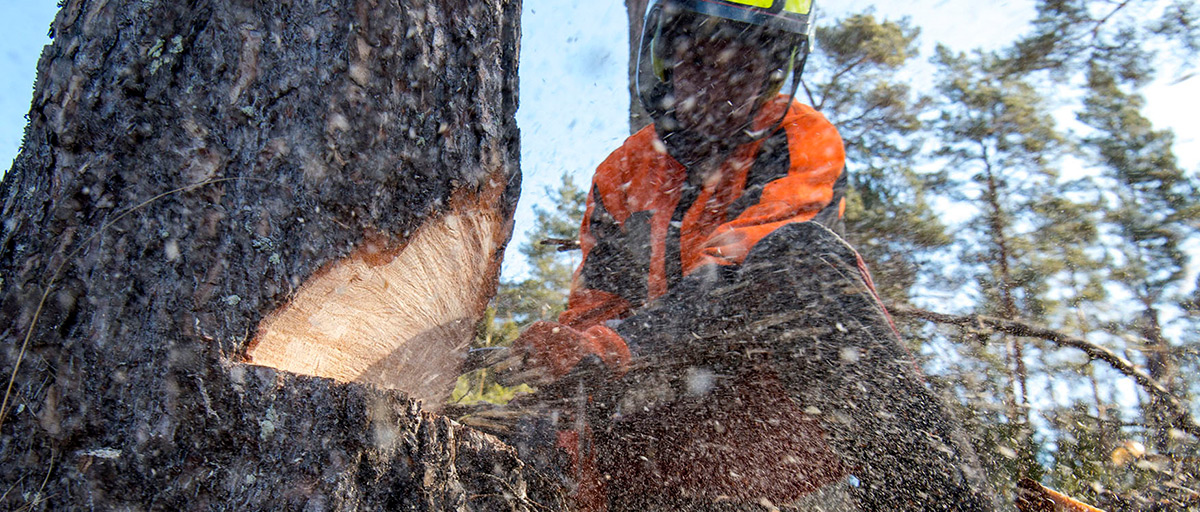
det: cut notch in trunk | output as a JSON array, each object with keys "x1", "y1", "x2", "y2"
[{"x1": 246, "y1": 202, "x2": 506, "y2": 413}]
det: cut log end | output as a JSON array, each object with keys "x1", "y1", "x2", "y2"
[{"x1": 245, "y1": 206, "x2": 505, "y2": 413}]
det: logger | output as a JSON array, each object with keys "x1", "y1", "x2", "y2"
[{"x1": 504, "y1": 0, "x2": 999, "y2": 510}]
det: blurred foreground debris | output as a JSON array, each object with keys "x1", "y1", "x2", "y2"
[{"x1": 1017, "y1": 478, "x2": 1106, "y2": 512}]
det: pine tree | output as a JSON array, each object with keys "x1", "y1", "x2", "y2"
[
  {"x1": 1002, "y1": 0, "x2": 1200, "y2": 79},
  {"x1": 983, "y1": 1, "x2": 1200, "y2": 506},
  {"x1": 920, "y1": 2, "x2": 1200, "y2": 504},
  {"x1": 928, "y1": 46, "x2": 1091, "y2": 490},
  {"x1": 1077, "y1": 59, "x2": 1200, "y2": 458},
  {"x1": 494, "y1": 173, "x2": 588, "y2": 326},
  {"x1": 803, "y1": 14, "x2": 951, "y2": 305}
]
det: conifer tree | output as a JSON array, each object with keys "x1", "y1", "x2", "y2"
[
  {"x1": 494, "y1": 173, "x2": 588, "y2": 326},
  {"x1": 1003, "y1": 0, "x2": 1200, "y2": 79},
  {"x1": 1077, "y1": 59, "x2": 1200, "y2": 457},
  {"x1": 804, "y1": 14, "x2": 950, "y2": 305},
  {"x1": 928, "y1": 46, "x2": 1093, "y2": 490},
  {"x1": 984, "y1": 1, "x2": 1200, "y2": 506}
]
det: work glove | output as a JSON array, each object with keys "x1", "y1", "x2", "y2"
[
  {"x1": 512, "y1": 321, "x2": 631, "y2": 381},
  {"x1": 511, "y1": 321, "x2": 626, "y2": 512}
]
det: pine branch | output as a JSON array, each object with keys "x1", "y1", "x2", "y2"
[
  {"x1": 539, "y1": 237, "x2": 580, "y2": 252},
  {"x1": 888, "y1": 304, "x2": 1200, "y2": 439}
]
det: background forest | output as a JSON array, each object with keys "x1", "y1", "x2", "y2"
[{"x1": 452, "y1": 0, "x2": 1200, "y2": 509}]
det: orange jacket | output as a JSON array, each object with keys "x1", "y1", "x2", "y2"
[
  {"x1": 552, "y1": 96, "x2": 849, "y2": 509},
  {"x1": 559, "y1": 97, "x2": 846, "y2": 338}
]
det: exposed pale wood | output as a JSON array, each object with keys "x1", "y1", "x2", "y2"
[{"x1": 248, "y1": 207, "x2": 503, "y2": 410}]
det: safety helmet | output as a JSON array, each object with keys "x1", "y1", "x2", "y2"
[{"x1": 636, "y1": 0, "x2": 817, "y2": 140}]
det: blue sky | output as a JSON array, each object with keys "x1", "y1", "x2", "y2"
[
  {"x1": 0, "y1": 1, "x2": 58, "y2": 169},
  {"x1": 1, "y1": 1, "x2": 1197, "y2": 284}
]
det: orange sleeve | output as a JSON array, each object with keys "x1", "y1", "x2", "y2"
[
  {"x1": 697, "y1": 106, "x2": 845, "y2": 267},
  {"x1": 557, "y1": 148, "x2": 635, "y2": 331}
]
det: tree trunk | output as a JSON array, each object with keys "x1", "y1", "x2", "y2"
[
  {"x1": 1138, "y1": 305, "x2": 1178, "y2": 453},
  {"x1": 0, "y1": 0, "x2": 567, "y2": 509},
  {"x1": 625, "y1": 0, "x2": 651, "y2": 134}
]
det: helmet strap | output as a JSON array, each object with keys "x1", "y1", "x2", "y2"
[{"x1": 745, "y1": 35, "x2": 808, "y2": 140}]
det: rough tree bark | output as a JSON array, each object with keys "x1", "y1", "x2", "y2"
[
  {"x1": 625, "y1": 0, "x2": 651, "y2": 135},
  {"x1": 0, "y1": 0, "x2": 567, "y2": 510}
]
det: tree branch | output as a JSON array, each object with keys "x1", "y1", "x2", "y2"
[
  {"x1": 888, "y1": 304, "x2": 1200, "y2": 439},
  {"x1": 539, "y1": 237, "x2": 580, "y2": 252},
  {"x1": 800, "y1": 77, "x2": 818, "y2": 110},
  {"x1": 817, "y1": 54, "x2": 870, "y2": 111}
]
